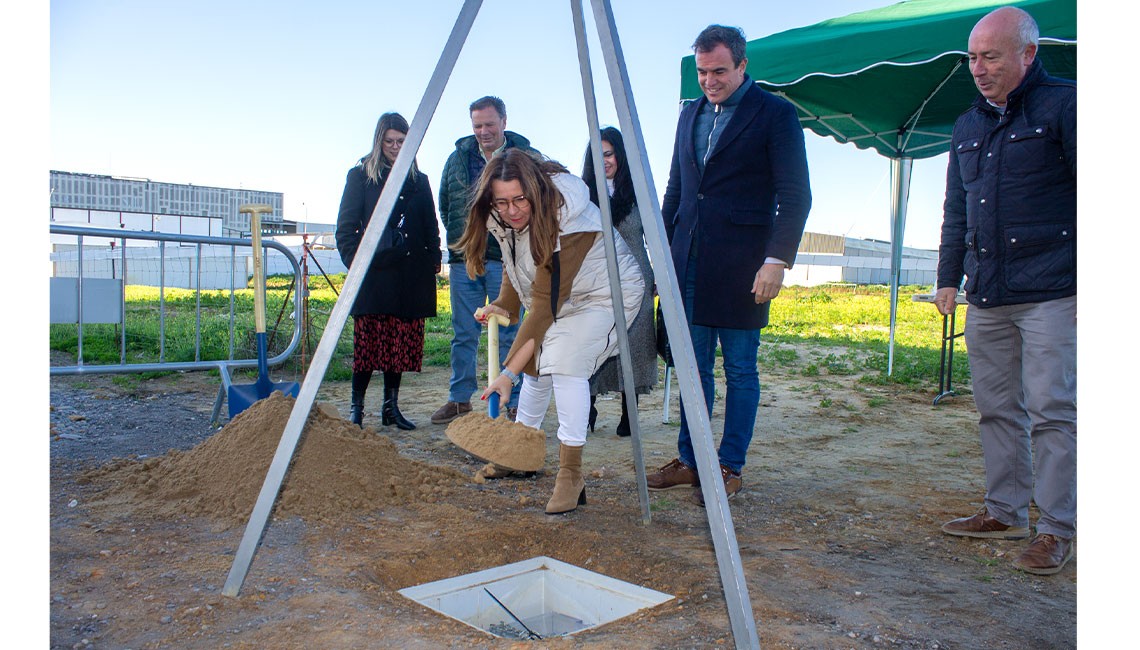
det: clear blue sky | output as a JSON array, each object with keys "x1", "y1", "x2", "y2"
[{"x1": 49, "y1": 0, "x2": 952, "y2": 250}]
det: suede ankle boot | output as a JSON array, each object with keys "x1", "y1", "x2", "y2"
[
  {"x1": 381, "y1": 387, "x2": 416, "y2": 430},
  {"x1": 546, "y1": 443, "x2": 586, "y2": 515}
]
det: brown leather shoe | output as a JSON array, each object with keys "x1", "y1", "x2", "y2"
[
  {"x1": 1013, "y1": 533, "x2": 1074, "y2": 575},
  {"x1": 941, "y1": 508, "x2": 1029, "y2": 539},
  {"x1": 430, "y1": 400, "x2": 471, "y2": 425},
  {"x1": 694, "y1": 464, "x2": 743, "y2": 507},
  {"x1": 646, "y1": 458, "x2": 697, "y2": 491}
]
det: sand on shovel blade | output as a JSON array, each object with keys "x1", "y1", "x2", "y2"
[{"x1": 445, "y1": 413, "x2": 546, "y2": 472}]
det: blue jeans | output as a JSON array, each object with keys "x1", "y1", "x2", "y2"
[
  {"x1": 676, "y1": 254, "x2": 761, "y2": 475},
  {"x1": 448, "y1": 261, "x2": 521, "y2": 407}
]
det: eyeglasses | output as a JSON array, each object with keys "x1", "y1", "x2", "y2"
[
  {"x1": 492, "y1": 196, "x2": 530, "y2": 211},
  {"x1": 382, "y1": 137, "x2": 405, "y2": 147}
]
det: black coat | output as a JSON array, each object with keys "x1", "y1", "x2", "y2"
[
  {"x1": 662, "y1": 83, "x2": 812, "y2": 330},
  {"x1": 937, "y1": 60, "x2": 1076, "y2": 308},
  {"x1": 336, "y1": 161, "x2": 441, "y2": 319}
]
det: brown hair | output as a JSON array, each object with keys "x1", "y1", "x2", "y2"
[
  {"x1": 469, "y1": 95, "x2": 507, "y2": 119},
  {"x1": 455, "y1": 149, "x2": 568, "y2": 279}
]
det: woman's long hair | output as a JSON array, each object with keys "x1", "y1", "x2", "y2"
[
  {"x1": 581, "y1": 126, "x2": 634, "y2": 225},
  {"x1": 363, "y1": 112, "x2": 419, "y2": 184},
  {"x1": 455, "y1": 149, "x2": 568, "y2": 279}
]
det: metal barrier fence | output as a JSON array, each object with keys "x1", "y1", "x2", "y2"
[{"x1": 49, "y1": 223, "x2": 303, "y2": 422}]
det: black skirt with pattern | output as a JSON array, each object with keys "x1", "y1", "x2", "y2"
[{"x1": 352, "y1": 314, "x2": 425, "y2": 373}]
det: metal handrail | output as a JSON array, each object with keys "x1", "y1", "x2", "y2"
[{"x1": 49, "y1": 224, "x2": 303, "y2": 377}]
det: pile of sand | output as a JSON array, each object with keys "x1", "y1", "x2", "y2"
[{"x1": 80, "y1": 392, "x2": 468, "y2": 524}]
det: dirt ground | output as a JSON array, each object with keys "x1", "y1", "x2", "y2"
[{"x1": 48, "y1": 344, "x2": 1076, "y2": 649}]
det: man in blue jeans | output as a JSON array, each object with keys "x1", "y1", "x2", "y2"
[
  {"x1": 647, "y1": 25, "x2": 811, "y2": 506},
  {"x1": 431, "y1": 96, "x2": 539, "y2": 425}
]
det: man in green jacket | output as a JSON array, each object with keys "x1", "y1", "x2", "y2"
[{"x1": 431, "y1": 96, "x2": 540, "y2": 424}]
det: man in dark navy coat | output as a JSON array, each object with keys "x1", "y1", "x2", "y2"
[{"x1": 647, "y1": 24, "x2": 811, "y2": 506}]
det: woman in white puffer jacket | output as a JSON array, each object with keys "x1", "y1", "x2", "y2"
[{"x1": 455, "y1": 149, "x2": 644, "y2": 515}]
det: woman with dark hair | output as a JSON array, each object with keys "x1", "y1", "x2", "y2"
[
  {"x1": 456, "y1": 148, "x2": 644, "y2": 515},
  {"x1": 581, "y1": 127, "x2": 657, "y2": 437},
  {"x1": 336, "y1": 112, "x2": 440, "y2": 430}
]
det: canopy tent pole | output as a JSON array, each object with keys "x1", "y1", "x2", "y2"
[
  {"x1": 589, "y1": 0, "x2": 760, "y2": 646},
  {"x1": 569, "y1": 0, "x2": 651, "y2": 524},
  {"x1": 887, "y1": 155, "x2": 912, "y2": 376},
  {"x1": 221, "y1": 0, "x2": 485, "y2": 598}
]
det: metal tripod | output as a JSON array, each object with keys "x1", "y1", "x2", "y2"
[{"x1": 222, "y1": 2, "x2": 760, "y2": 647}]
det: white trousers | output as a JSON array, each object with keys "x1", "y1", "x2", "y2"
[{"x1": 515, "y1": 373, "x2": 589, "y2": 447}]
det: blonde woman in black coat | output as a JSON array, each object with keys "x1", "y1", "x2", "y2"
[{"x1": 336, "y1": 112, "x2": 441, "y2": 429}]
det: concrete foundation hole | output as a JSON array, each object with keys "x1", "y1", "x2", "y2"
[{"x1": 398, "y1": 556, "x2": 674, "y2": 639}]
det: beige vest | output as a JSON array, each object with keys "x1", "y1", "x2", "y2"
[{"x1": 486, "y1": 173, "x2": 644, "y2": 376}]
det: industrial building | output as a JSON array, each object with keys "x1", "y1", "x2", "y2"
[{"x1": 49, "y1": 170, "x2": 286, "y2": 237}]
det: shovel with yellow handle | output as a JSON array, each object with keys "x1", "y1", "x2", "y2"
[
  {"x1": 478, "y1": 307, "x2": 512, "y2": 418},
  {"x1": 228, "y1": 204, "x2": 301, "y2": 418}
]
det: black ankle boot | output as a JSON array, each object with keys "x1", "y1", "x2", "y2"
[
  {"x1": 350, "y1": 370, "x2": 371, "y2": 428},
  {"x1": 616, "y1": 393, "x2": 634, "y2": 437},
  {"x1": 350, "y1": 385, "x2": 365, "y2": 427},
  {"x1": 382, "y1": 387, "x2": 416, "y2": 430}
]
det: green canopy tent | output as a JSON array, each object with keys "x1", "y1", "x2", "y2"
[{"x1": 679, "y1": 0, "x2": 1075, "y2": 373}]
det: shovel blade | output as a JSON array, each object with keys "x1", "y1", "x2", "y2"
[
  {"x1": 227, "y1": 384, "x2": 263, "y2": 419},
  {"x1": 228, "y1": 378, "x2": 300, "y2": 419}
]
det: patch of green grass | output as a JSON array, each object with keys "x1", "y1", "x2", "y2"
[
  {"x1": 759, "y1": 345, "x2": 799, "y2": 368},
  {"x1": 822, "y1": 352, "x2": 857, "y2": 376},
  {"x1": 767, "y1": 284, "x2": 970, "y2": 389},
  {"x1": 867, "y1": 397, "x2": 888, "y2": 408},
  {"x1": 819, "y1": 398, "x2": 833, "y2": 408},
  {"x1": 111, "y1": 375, "x2": 139, "y2": 390},
  {"x1": 649, "y1": 497, "x2": 679, "y2": 512}
]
